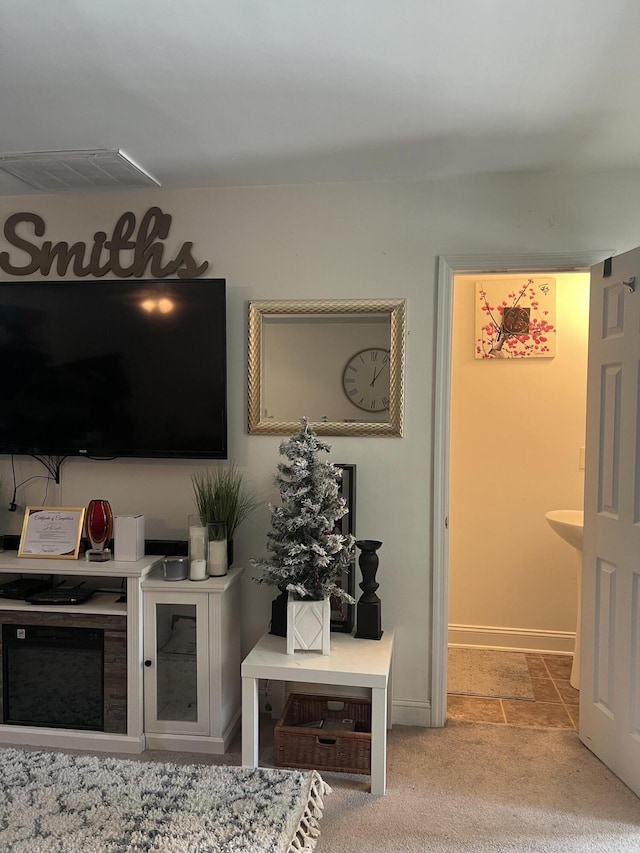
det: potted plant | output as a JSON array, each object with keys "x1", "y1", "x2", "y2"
[
  {"x1": 191, "y1": 463, "x2": 261, "y2": 567},
  {"x1": 251, "y1": 418, "x2": 355, "y2": 652}
]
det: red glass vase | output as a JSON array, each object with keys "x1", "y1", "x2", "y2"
[{"x1": 85, "y1": 499, "x2": 113, "y2": 561}]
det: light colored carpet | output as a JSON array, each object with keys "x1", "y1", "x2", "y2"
[
  {"x1": 448, "y1": 647, "x2": 535, "y2": 700},
  {"x1": 315, "y1": 721, "x2": 640, "y2": 852},
  {"x1": 0, "y1": 747, "x2": 329, "y2": 852}
]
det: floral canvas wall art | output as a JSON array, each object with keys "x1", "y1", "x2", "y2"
[{"x1": 475, "y1": 277, "x2": 556, "y2": 359}]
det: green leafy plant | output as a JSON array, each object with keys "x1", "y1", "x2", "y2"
[{"x1": 191, "y1": 463, "x2": 261, "y2": 541}]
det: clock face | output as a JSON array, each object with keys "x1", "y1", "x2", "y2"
[{"x1": 342, "y1": 348, "x2": 390, "y2": 412}]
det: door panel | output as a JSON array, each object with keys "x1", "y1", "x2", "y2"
[
  {"x1": 598, "y1": 364, "x2": 621, "y2": 515},
  {"x1": 582, "y1": 249, "x2": 640, "y2": 796},
  {"x1": 593, "y1": 558, "x2": 615, "y2": 711},
  {"x1": 143, "y1": 591, "x2": 209, "y2": 736}
]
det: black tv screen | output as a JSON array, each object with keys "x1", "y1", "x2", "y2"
[{"x1": 0, "y1": 278, "x2": 227, "y2": 459}]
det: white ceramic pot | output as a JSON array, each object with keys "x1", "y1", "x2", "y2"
[{"x1": 286, "y1": 592, "x2": 330, "y2": 655}]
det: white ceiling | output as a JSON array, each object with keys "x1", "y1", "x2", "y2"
[{"x1": 2, "y1": 0, "x2": 640, "y2": 195}]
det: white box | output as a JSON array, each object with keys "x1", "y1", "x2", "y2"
[{"x1": 114, "y1": 515, "x2": 145, "y2": 562}]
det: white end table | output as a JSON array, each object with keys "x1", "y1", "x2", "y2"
[{"x1": 241, "y1": 629, "x2": 394, "y2": 794}]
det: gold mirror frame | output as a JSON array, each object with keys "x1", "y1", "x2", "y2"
[{"x1": 248, "y1": 298, "x2": 406, "y2": 436}]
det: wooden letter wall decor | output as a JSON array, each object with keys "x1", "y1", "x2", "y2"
[{"x1": 0, "y1": 207, "x2": 209, "y2": 278}]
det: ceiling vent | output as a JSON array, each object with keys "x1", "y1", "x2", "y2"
[{"x1": 0, "y1": 149, "x2": 160, "y2": 192}]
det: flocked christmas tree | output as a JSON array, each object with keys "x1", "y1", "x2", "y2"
[{"x1": 252, "y1": 417, "x2": 355, "y2": 602}]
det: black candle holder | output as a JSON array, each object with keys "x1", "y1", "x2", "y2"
[{"x1": 354, "y1": 539, "x2": 383, "y2": 640}]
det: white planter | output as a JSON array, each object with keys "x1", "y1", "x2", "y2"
[{"x1": 286, "y1": 593, "x2": 330, "y2": 655}]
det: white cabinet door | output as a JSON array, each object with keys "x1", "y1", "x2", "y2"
[
  {"x1": 143, "y1": 591, "x2": 210, "y2": 736},
  {"x1": 581, "y1": 248, "x2": 640, "y2": 797}
]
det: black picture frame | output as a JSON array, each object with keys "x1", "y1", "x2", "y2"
[{"x1": 331, "y1": 463, "x2": 356, "y2": 633}]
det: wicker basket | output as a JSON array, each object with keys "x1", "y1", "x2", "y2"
[{"x1": 274, "y1": 693, "x2": 371, "y2": 775}]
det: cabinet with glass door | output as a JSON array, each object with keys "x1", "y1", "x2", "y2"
[{"x1": 141, "y1": 566, "x2": 242, "y2": 754}]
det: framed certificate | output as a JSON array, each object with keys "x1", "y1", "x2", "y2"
[{"x1": 18, "y1": 507, "x2": 86, "y2": 559}]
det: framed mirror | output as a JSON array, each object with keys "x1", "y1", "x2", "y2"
[{"x1": 248, "y1": 298, "x2": 406, "y2": 436}]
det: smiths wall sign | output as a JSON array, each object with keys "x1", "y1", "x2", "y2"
[{"x1": 0, "y1": 207, "x2": 209, "y2": 279}]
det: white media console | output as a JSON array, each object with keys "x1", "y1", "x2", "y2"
[{"x1": 0, "y1": 552, "x2": 242, "y2": 755}]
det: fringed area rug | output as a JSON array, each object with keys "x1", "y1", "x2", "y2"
[
  {"x1": 448, "y1": 647, "x2": 535, "y2": 700},
  {"x1": 0, "y1": 748, "x2": 331, "y2": 853}
]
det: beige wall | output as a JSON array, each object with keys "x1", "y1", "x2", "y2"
[
  {"x1": 0, "y1": 169, "x2": 639, "y2": 724},
  {"x1": 449, "y1": 273, "x2": 590, "y2": 652}
]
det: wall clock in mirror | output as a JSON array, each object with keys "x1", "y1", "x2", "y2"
[{"x1": 342, "y1": 347, "x2": 390, "y2": 412}]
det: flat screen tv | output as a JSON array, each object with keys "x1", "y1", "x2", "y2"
[{"x1": 0, "y1": 278, "x2": 227, "y2": 459}]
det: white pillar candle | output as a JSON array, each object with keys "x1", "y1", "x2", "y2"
[
  {"x1": 207, "y1": 539, "x2": 227, "y2": 576},
  {"x1": 189, "y1": 525, "x2": 206, "y2": 560},
  {"x1": 189, "y1": 558, "x2": 207, "y2": 581}
]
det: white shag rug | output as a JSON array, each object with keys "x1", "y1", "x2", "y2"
[{"x1": 0, "y1": 748, "x2": 330, "y2": 852}]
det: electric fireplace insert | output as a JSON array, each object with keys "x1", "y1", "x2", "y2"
[{"x1": 2, "y1": 623, "x2": 105, "y2": 730}]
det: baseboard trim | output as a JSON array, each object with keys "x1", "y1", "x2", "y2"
[
  {"x1": 144, "y1": 732, "x2": 229, "y2": 755},
  {"x1": 0, "y1": 726, "x2": 145, "y2": 754},
  {"x1": 448, "y1": 624, "x2": 575, "y2": 654},
  {"x1": 392, "y1": 698, "x2": 431, "y2": 727}
]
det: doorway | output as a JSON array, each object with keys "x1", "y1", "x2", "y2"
[
  {"x1": 430, "y1": 252, "x2": 611, "y2": 727},
  {"x1": 446, "y1": 270, "x2": 589, "y2": 728}
]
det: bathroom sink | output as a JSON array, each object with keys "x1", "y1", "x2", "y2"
[
  {"x1": 544, "y1": 509, "x2": 584, "y2": 551},
  {"x1": 544, "y1": 509, "x2": 585, "y2": 689}
]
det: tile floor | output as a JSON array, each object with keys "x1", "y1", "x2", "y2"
[{"x1": 447, "y1": 652, "x2": 579, "y2": 729}]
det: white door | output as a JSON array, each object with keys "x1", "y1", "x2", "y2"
[{"x1": 581, "y1": 247, "x2": 640, "y2": 796}]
